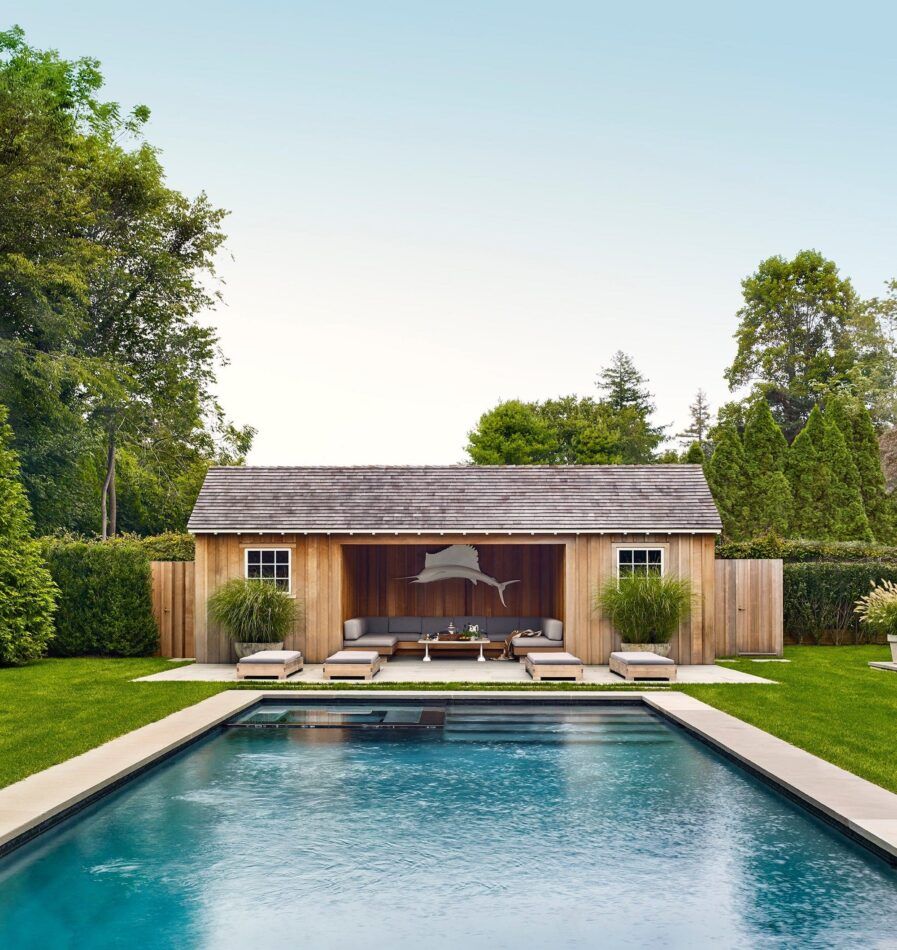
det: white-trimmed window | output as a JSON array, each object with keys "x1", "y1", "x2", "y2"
[
  {"x1": 245, "y1": 548, "x2": 291, "y2": 592},
  {"x1": 617, "y1": 547, "x2": 664, "y2": 578}
]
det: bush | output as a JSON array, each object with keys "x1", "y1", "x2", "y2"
[
  {"x1": 41, "y1": 539, "x2": 158, "y2": 656},
  {"x1": 783, "y1": 562, "x2": 897, "y2": 645},
  {"x1": 594, "y1": 574, "x2": 694, "y2": 644},
  {"x1": 121, "y1": 532, "x2": 194, "y2": 562},
  {"x1": 855, "y1": 579, "x2": 897, "y2": 640},
  {"x1": 718, "y1": 536, "x2": 897, "y2": 563},
  {"x1": 208, "y1": 579, "x2": 297, "y2": 643}
]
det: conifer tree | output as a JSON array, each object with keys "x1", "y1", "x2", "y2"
[
  {"x1": 741, "y1": 401, "x2": 792, "y2": 536},
  {"x1": 683, "y1": 441, "x2": 705, "y2": 464},
  {"x1": 705, "y1": 428, "x2": 749, "y2": 538},
  {"x1": 0, "y1": 406, "x2": 57, "y2": 664},
  {"x1": 821, "y1": 417, "x2": 872, "y2": 540},
  {"x1": 785, "y1": 407, "x2": 834, "y2": 539}
]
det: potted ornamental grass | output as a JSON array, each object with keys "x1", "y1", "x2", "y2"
[
  {"x1": 595, "y1": 573, "x2": 694, "y2": 657},
  {"x1": 208, "y1": 578, "x2": 299, "y2": 659},
  {"x1": 855, "y1": 579, "x2": 897, "y2": 661}
]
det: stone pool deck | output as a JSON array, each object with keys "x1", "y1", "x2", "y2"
[{"x1": 136, "y1": 658, "x2": 774, "y2": 685}]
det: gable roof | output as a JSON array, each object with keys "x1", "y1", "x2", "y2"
[{"x1": 188, "y1": 465, "x2": 721, "y2": 534}]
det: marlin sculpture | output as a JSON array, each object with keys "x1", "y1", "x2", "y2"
[{"x1": 401, "y1": 545, "x2": 520, "y2": 606}]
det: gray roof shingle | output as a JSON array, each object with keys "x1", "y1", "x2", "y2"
[{"x1": 188, "y1": 465, "x2": 722, "y2": 534}]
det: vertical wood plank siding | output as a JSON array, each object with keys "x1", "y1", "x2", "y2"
[
  {"x1": 193, "y1": 533, "x2": 722, "y2": 663},
  {"x1": 150, "y1": 561, "x2": 196, "y2": 658},
  {"x1": 713, "y1": 558, "x2": 784, "y2": 656}
]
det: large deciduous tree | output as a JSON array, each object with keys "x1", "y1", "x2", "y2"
[{"x1": 725, "y1": 250, "x2": 896, "y2": 439}]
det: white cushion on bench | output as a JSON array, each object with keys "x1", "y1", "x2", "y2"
[
  {"x1": 610, "y1": 651, "x2": 675, "y2": 666},
  {"x1": 527, "y1": 651, "x2": 582, "y2": 666},
  {"x1": 325, "y1": 650, "x2": 379, "y2": 664},
  {"x1": 238, "y1": 650, "x2": 302, "y2": 664}
]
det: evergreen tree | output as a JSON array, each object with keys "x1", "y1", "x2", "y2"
[
  {"x1": 741, "y1": 401, "x2": 792, "y2": 536},
  {"x1": 705, "y1": 428, "x2": 749, "y2": 538},
  {"x1": 677, "y1": 390, "x2": 713, "y2": 449},
  {"x1": 0, "y1": 406, "x2": 57, "y2": 664},
  {"x1": 785, "y1": 407, "x2": 834, "y2": 539},
  {"x1": 827, "y1": 397, "x2": 893, "y2": 541},
  {"x1": 597, "y1": 351, "x2": 655, "y2": 414},
  {"x1": 821, "y1": 416, "x2": 872, "y2": 540},
  {"x1": 683, "y1": 441, "x2": 705, "y2": 464}
]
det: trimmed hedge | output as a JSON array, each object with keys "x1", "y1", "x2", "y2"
[
  {"x1": 41, "y1": 539, "x2": 158, "y2": 656},
  {"x1": 784, "y1": 562, "x2": 897, "y2": 645},
  {"x1": 117, "y1": 532, "x2": 194, "y2": 562},
  {"x1": 718, "y1": 536, "x2": 897, "y2": 563}
]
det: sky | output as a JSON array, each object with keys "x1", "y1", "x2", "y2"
[{"x1": 9, "y1": 2, "x2": 897, "y2": 464}]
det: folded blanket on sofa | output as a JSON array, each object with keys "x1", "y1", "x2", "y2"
[{"x1": 495, "y1": 628, "x2": 541, "y2": 661}]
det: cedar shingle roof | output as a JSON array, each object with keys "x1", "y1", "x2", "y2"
[{"x1": 188, "y1": 465, "x2": 721, "y2": 534}]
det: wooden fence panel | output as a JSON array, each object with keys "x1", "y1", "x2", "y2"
[
  {"x1": 151, "y1": 561, "x2": 196, "y2": 658},
  {"x1": 714, "y1": 558, "x2": 783, "y2": 656}
]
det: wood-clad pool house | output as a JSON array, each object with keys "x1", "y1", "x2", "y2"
[{"x1": 187, "y1": 464, "x2": 748, "y2": 665}]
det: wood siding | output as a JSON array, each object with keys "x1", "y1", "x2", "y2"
[
  {"x1": 151, "y1": 561, "x2": 195, "y2": 658},
  {"x1": 194, "y1": 533, "x2": 720, "y2": 663},
  {"x1": 714, "y1": 558, "x2": 784, "y2": 656}
]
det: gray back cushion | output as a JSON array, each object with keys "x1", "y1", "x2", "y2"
[
  {"x1": 343, "y1": 618, "x2": 366, "y2": 641},
  {"x1": 457, "y1": 616, "x2": 488, "y2": 632},
  {"x1": 389, "y1": 616, "x2": 422, "y2": 634},
  {"x1": 488, "y1": 617, "x2": 520, "y2": 638},
  {"x1": 542, "y1": 618, "x2": 563, "y2": 641},
  {"x1": 366, "y1": 617, "x2": 389, "y2": 634},
  {"x1": 421, "y1": 617, "x2": 454, "y2": 635},
  {"x1": 518, "y1": 617, "x2": 543, "y2": 632}
]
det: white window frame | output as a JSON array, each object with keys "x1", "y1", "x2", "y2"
[
  {"x1": 614, "y1": 546, "x2": 665, "y2": 579},
  {"x1": 244, "y1": 547, "x2": 292, "y2": 594}
]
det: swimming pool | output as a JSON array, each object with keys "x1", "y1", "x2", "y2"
[{"x1": 1, "y1": 701, "x2": 895, "y2": 948}]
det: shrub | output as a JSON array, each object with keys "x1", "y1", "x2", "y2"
[
  {"x1": 717, "y1": 536, "x2": 897, "y2": 563},
  {"x1": 125, "y1": 532, "x2": 194, "y2": 562},
  {"x1": 208, "y1": 579, "x2": 298, "y2": 643},
  {"x1": 41, "y1": 539, "x2": 158, "y2": 656},
  {"x1": 783, "y1": 562, "x2": 897, "y2": 645},
  {"x1": 854, "y1": 579, "x2": 897, "y2": 640},
  {"x1": 0, "y1": 406, "x2": 56, "y2": 665},
  {"x1": 594, "y1": 574, "x2": 694, "y2": 644}
]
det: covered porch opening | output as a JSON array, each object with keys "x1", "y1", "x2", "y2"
[{"x1": 341, "y1": 542, "x2": 566, "y2": 658}]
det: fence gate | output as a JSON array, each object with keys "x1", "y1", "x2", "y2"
[
  {"x1": 150, "y1": 561, "x2": 196, "y2": 658},
  {"x1": 714, "y1": 558, "x2": 783, "y2": 656}
]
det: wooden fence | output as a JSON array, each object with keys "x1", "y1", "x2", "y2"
[
  {"x1": 151, "y1": 561, "x2": 195, "y2": 658},
  {"x1": 714, "y1": 558, "x2": 784, "y2": 656},
  {"x1": 151, "y1": 556, "x2": 784, "y2": 661}
]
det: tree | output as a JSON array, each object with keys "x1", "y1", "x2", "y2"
[
  {"x1": 595, "y1": 352, "x2": 665, "y2": 462},
  {"x1": 821, "y1": 415, "x2": 872, "y2": 541},
  {"x1": 0, "y1": 28, "x2": 252, "y2": 536},
  {"x1": 785, "y1": 407, "x2": 834, "y2": 539},
  {"x1": 725, "y1": 250, "x2": 896, "y2": 438},
  {"x1": 465, "y1": 400, "x2": 557, "y2": 465},
  {"x1": 683, "y1": 442, "x2": 706, "y2": 464},
  {"x1": 740, "y1": 401, "x2": 792, "y2": 537},
  {"x1": 0, "y1": 405, "x2": 56, "y2": 664},
  {"x1": 677, "y1": 389, "x2": 713, "y2": 450},
  {"x1": 705, "y1": 428, "x2": 749, "y2": 539}
]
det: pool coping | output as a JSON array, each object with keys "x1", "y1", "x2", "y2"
[{"x1": 1, "y1": 689, "x2": 896, "y2": 865}]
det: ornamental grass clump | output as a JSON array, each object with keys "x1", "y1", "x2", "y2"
[
  {"x1": 595, "y1": 574, "x2": 694, "y2": 645},
  {"x1": 854, "y1": 579, "x2": 897, "y2": 640},
  {"x1": 208, "y1": 579, "x2": 298, "y2": 644}
]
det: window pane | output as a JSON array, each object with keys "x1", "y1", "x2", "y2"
[
  {"x1": 275, "y1": 578, "x2": 289, "y2": 591},
  {"x1": 618, "y1": 550, "x2": 633, "y2": 565},
  {"x1": 648, "y1": 550, "x2": 662, "y2": 564},
  {"x1": 633, "y1": 550, "x2": 647, "y2": 564},
  {"x1": 275, "y1": 565, "x2": 289, "y2": 579},
  {"x1": 619, "y1": 564, "x2": 634, "y2": 577},
  {"x1": 261, "y1": 565, "x2": 276, "y2": 579},
  {"x1": 261, "y1": 550, "x2": 275, "y2": 565},
  {"x1": 247, "y1": 551, "x2": 261, "y2": 567},
  {"x1": 275, "y1": 550, "x2": 289, "y2": 565},
  {"x1": 247, "y1": 565, "x2": 261, "y2": 579}
]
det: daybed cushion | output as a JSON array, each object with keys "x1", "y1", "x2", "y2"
[
  {"x1": 389, "y1": 617, "x2": 422, "y2": 634},
  {"x1": 543, "y1": 618, "x2": 563, "y2": 641},
  {"x1": 487, "y1": 617, "x2": 520, "y2": 639},
  {"x1": 326, "y1": 650, "x2": 379, "y2": 664},
  {"x1": 348, "y1": 634, "x2": 399, "y2": 648},
  {"x1": 343, "y1": 618, "x2": 366, "y2": 641},
  {"x1": 239, "y1": 650, "x2": 303, "y2": 664},
  {"x1": 421, "y1": 617, "x2": 453, "y2": 636},
  {"x1": 510, "y1": 635, "x2": 558, "y2": 648},
  {"x1": 610, "y1": 651, "x2": 675, "y2": 666},
  {"x1": 527, "y1": 651, "x2": 582, "y2": 666}
]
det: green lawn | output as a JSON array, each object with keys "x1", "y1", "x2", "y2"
[
  {"x1": 685, "y1": 645, "x2": 897, "y2": 794},
  {"x1": 2, "y1": 646, "x2": 896, "y2": 794}
]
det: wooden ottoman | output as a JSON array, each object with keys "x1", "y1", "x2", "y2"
[
  {"x1": 323, "y1": 650, "x2": 382, "y2": 681},
  {"x1": 609, "y1": 651, "x2": 677, "y2": 682},
  {"x1": 236, "y1": 649, "x2": 304, "y2": 681},
  {"x1": 525, "y1": 651, "x2": 583, "y2": 682}
]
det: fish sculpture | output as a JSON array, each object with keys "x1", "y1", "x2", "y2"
[{"x1": 401, "y1": 545, "x2": 520, "y2": 606}]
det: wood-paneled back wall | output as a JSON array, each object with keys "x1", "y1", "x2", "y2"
[
  {"x1": 194, "y1": 532, "x2": 719, "y2": 663},
  {"x1": 343, "y1": 544, "x2": 565, "y2": 620}
]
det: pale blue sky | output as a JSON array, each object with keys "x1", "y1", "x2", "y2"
[{"x1": 9, "y1": 2, "x2": 897, "y2": 462}]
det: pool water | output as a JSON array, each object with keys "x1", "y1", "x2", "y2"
[{"x1": 1, "y1": 703, "x2": 896, "y2": 949}]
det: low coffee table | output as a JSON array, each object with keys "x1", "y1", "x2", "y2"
[{"x1": 418, "y1": 637, "x2": 491, "y2": 662}]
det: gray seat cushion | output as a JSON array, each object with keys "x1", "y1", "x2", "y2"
[
  {"x1": 611, "y1": 651, "x2": 675, "y2": 665},
  {"x1": 510, "y1": 635, "x2": 557, "y2": 648},
  {"x1": 348, "y1": 634, "x2": 399, "y2": 648},
  {"x1": 326, "y1": 650, "x2": 379, "y2": 664},
  {"x1": 239, "y1": 650, "x2": 302, "y2": 664},
  {"x1": 389, "y1": 616, "x2": 422, "y2": 634},
  {"x1": 527, "y1": 651, "x2": 582, "y2": 666}
]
